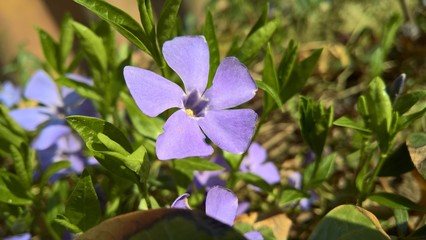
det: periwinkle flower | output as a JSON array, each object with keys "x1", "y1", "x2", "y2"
[
  {"x1": 9, "y1": 70, "x2": 97, "y2": 178},
  {"x1": 287, "y1": 172, "x2": 317, "y2": 211},
  {"x1": 240, "y1": 143, "x2": 280, "y2": 187},
  {"x1": 2, "y1": 233, "x2": 31, "y2": 240},
  {"x1": 0, "y1": 81, "x2": 21, "y2": 107},
  {"x1": 194, "y1": 154, "x2": 230, "y2": 189},
  {"x1": 124, "y1": 36, "x2": 258, "y2": 160},
  {"x1": 172, "y1": 186, "x2": 263, "y2": 240}
]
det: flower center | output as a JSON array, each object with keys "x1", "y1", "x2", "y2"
[{"x1": 183, "y1": 91, "x2": 209, "y2": 117}]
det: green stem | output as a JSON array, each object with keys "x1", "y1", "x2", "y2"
[{"x1": 361, "y1": 151, "x2": 389, "y2": 203}]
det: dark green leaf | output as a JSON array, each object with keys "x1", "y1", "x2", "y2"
[
  {"x1": 394, "y1": 90, "x2": 426, "y2": 115},
  {"x1": 74, "y1": 0, "x2": 149, "y2": 53},
  {"x1": 235, "y1": 172, "x2": 273, "y2": 192},
  {"x1": 40, "y1": 160, "x2": 71, "y2": 187},
  {"x1": 56, "y1": 76, "x2": 102, "y2": 101},
  {"x1": 204, "y1": 11, "x2": 220, "y2": 87},
  {"x1": 408, "y1": 132, "x2": 426, "y2": 148},
  {"x1": 37, "y1": 28, "x2": 58, "y2": 71},
  {"x1": 257, "y1": 81, "x2": 283, "y2": 113},
  {"x1": 378, "y1": 143, "x2": 414, "y2": 177},
  {"x1": 247, "y1": 1, "x2": 269, "y2": 37},
  {"x1": 333, "y1": 116, "x2": 372, "y2": 134},
  {"x1": 236, "y1": 19, "x2": 279, "y2": 65},
  {"x1": 261, "y1": 43, "x2": 284, "y2": 113},
  {"x1": 66, "y1": 115, "x2": 132, "y2": 153},
  {"x1": 72, "y1": 21, "x2": 107, "y2": 72},
  {"x1": 157, "y1": 0, "x2": 182, "y2": 47},
  {"x1": 394, "y1": 208, "x2": 409, "y2": 237},
  {"x1": 368, "y1": 192, "x2": 426, "y2": 211},
  {"x1": 409, "y1": 224, "x2": 426, "y2": 239},
  {"x1": 304, "y1": 154, "x2": 336, "y2": 188},
  {"x1": 278, "y1": 188, "x2": 309, "y2": 207},
  {"x1": 277, "y1": 40, "x2": 298, "y2": 90},
  {"x1": 175, "y1": 157, "x2": 225, "y2": 172},
  {"x1": 308, "y1": 205, "x2": 390, "y2": 240},
  {"x1": 10, "y1": 144, "x2": 31, "y2": 188},
  {"x1": 59, "y1": 13, "x2": 74, "y2": 73},
  {"x1": 64, "y1": 169, "x2": 101, "y2": 231},
  {"x1": 0, "y1": 170, "x2": 32, "y2": 205},
  {"x1": 281, "y1": 48, "x2": 322, "y2": 104},
  {"x1": 397, "y1": 107, "x2": 426, "y2": 131}
]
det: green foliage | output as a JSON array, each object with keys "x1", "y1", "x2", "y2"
[
  {"x1": 203, "y1": 10, "x2": 220, "y2": 87},
  {"x1": 303, "y1": 154, "x2": 336, "y2": 188},
  {"x1": 157, "y1": 0, "x2": 182, "y2": 47},
  {"x1": 278, "y1": 188, "x2": 309, "y2": 207},
  {"x1": 0, "y1": 170, "x2": 32, "y2": 205},
  {"x1": 367, "y1": 192, "x2": 426, "y2": 211}
]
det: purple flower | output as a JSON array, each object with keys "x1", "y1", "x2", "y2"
[
  {"x1": 0, "y1": 81, "x2": 21, "y2": 107},
  {"x1": 124, "y1": 36, "x2": 257, "y2": 160},
  {"x1": 240, "y1": 143, "x2": 280, "y2": 187},
  {"x1": 172, "y1": 186, "x2": 263, "y2": 240},
  {"x1": 2, "y1": 233, "x2": 31, "y2": 240},
  {"x1": 9, "y1": 70, "x2": 97, "y2": 178},
  {"x1": 194, "y1": 154, "x2": 230, "y2": 189},
  {"x1": 287, "y1": 172, "x2": 317, "y2": 211}
]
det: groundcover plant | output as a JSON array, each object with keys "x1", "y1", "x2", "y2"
[{"x1": 1, "y1": 0, "x2": 426, "y2": 239}]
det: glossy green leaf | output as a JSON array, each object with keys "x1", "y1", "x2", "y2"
[
  {"x1": 74, "y1": 0, "x2": 149, "y2": 53},
  {"x1": 72, "y1": 21, "x2": 107, "y2": 72},
  {"x1": 368, "y1": 192, "x2": 426, "y2": 211},
  {"x1": 333, "y1": 116, "x2": 372, "y2": 134},
  {"x1": 157, "y1": 0, "x2": 182, "y2": 47},
  {"x1": 278, "y1": 188, "x2": 309, "y2": 207},
  {"x1": 127, "y1": 145, "x2": 150, "y2": 184},
  {"x1": 309, "y1": 205, "x2": 390, "y2": 240},
  {"x1": 75, "y1": 209, "x2": 245, "y2": 240},
  {"x1": 59, "y1": 13, "x2": 74, "y2": 72},
  {"x1": 66, "y1": 116, "x2": 132, "y2": 153},
  {"x1": 204, "y1": 10, "x2": 220, "y2": 87},
  {"x1": 40, "y1": 160, "x2": 71, "y2": 187},
  {"x1": 65, "y1": 169, "x2": 101, "y2": 231},
  {"x1": 281, "y1": 48, "x2": 322, "y2": 104},
  {"x1": 378, "y1": 143, "x2": 414, "y2": 177},
  {"x1": 0, "y1": 170, "x2": 32, "y2": 205},
  {"x1": 394, "y1": 90, "x2": 426, "y2": 115},
  {"x1": 236, "y1": 19, "x2": 279, "y2": 65},
  {"x1": 37, "y1": 28, "x2": 58, "y2": 71},
  {"x1": 304, "y1": 154, "x2": 336, "y2": 188},
  {"x1": 97, "y1": 132, "x2": 130, "y2": 156},
  {"x1": 56, "y1": 76, "x2": 102, "y2": 101},
  {"x1": 235, "y1": 172, "x2": 273, "y2": 192},
  {"x1": 262, "y1": 43, "x2": 284, "y2": 113}
]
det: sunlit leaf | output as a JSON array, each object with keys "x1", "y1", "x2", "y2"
[{"x1": 0, "y1": 170, "x2": 32, "y2": 205}]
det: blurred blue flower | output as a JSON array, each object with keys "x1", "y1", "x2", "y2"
[
  {"x1": 287, "y1": 172, "x2": 318, "y2": 211},
  {"x1": 2, "y1": 233, "x2": 31, "y2": 240},
  {"x1": 124, "y1": 35, "x2": 257, "y2": 160},
  {"x1": 194, "y1": 154, "x2": 230, "y2": 190},
  {"x1": 0, "y1": 81, "x2": 21, "y2": 107},
  {"x1": 172, "y1": 186, "x2": 263, "y2": 240},
  {"x1": 240, "y1": 143, "x2": 280, "y2": 189},
  {"x1": 9, "y1": 70, "x2": 98, "y2": 180}
]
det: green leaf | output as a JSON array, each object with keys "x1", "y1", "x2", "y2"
[
  {"x1": 97, "y1": 132, "x2": 130, "y2": 156},
  {"x1": 0, "y1": 170, "x2": 32, "y2": 205},
  {"x1": 333, "y1": 116, "x2": 372, "y2": 134},
  {"x1": 127, "y1": 145, "x2": 150, "y2": 184},
  {"x1": 277, "y1": 40, "x2": 298, "y2": 91},
  {"x1": 64, "y1": 169, "x2": 101, "y2": 231},
  {"x1": 394, "y1": 90, "x2": 426, "y2": 115},
  {"x1": 394, "y1": 208, "x2": 409, "y2": 237},
  {"x1": 203, "y1": 10, "x2": 220, "y2": 87},
  {"x1": 299, "y1": 97, "x2": 334, "y2": 157},
  {"x1": 308, "y1": 205, "x2": 390, "y2": 240},
  {"x1": 66, "y1": 116, "x2": 132, "y2": 153},
  {"x1": 0, "y1": 123, "x2": 24, "y2": 147},
  {"x1": 37, "y1": 28, "x2": 58, "y2": 71},
  {"x1": 236, "y1": 19, "x2": 279, "y2": 65},
  {"x1": 235, "y1": 172, "x2": 273, "y2": 192},
  {"x1": 262, "y1": 43, "x2": 284, "y2": 113},
  {"x1": 368, "y1": 192, "x2": 426, "y2": 211},
  {"x1": 59, "y1": 13, "x2": 74, "y2": 73},
  {"x1": 381, "y1": 14, "x2": 403, "y2": 55},
  {"x1": 378, "y1": 143, "x2": 414, "y2": 177},
  {"x1": 397, "y1": 107, "x2": 426, "y2": 132},
  {"x1": 278, "y1": 188, "x2": 309, "y2": 207},
  {"x1": 0, "y1": 105, "x2": 27, "y2": 139},
  {"x1": 10, "y1": 144, "x2": 31, "y2": 188},
  {"x1": 364, "y1": 77, "x2": 393, "y2": 148},
  {"x1": 157, "y1": 0, "x2": 182, "y2": 47},
  {"x1": 39, "y1": 160, "x2": 71, "y2": 187},
  {"x1": 74, "y1": 0, "x2": 149, "y2": 53},
  {"x1": 55, "y1": 214, "x2": 83, "y2": 234},
  {"x1": 246, "y1": 1, "x2": 269, "y2": 37},
  {"x1": 304, "y1": 154, "x2": 336, "y2": 188},
  {"x1": 281, "y1": 48, "x2": 322, "y2": 104},
  {"x1": 72, "y1": 21, "x2": 108, "y2": 72},
  {"x1": 56, "y1": 76, "x2": 102, "y2": 101},
  {"x1": 137, "y1": 0, "x2": 155, "y2": 42}
]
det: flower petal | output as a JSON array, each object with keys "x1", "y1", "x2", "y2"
[
  {"x1": 198, "y1": 109, "x2": 257, "y2": 154},
  {"x1": 205, "y1": 186, "x2": 238, "y2": 226},
  {"x1": 9, "y1": 107, "x2": 51, "y2": 131},
  {"x1": 25, "y1": 70, "x2": 63, "y2": 107},
  {"x1": 244, "y1": 231, "x2": 264, "y2": 240},
  {"x1": 32, "y1": 124, "x2": 72, "y2": 150},
  {"x1": 124, "y1": 66, "x2": 184, "y2": 117},
  {"x1": 156, "y1": 110, "x2": 213, "y2": 160},
  {"x1": 252, "y1": 162, "x2": 280, "y2": 185},
  {"x1": 171, "y1": 193, "x2": 191, "y2": 209},
  {"x1": 240, "y1": 143, "x2": 267, "y2": 171},
  {"x1": 204, "y1": 57, "x2": 257, "y2": 110},
  {"x1": 0, "y1": 81, "x2": 21, "y2": 107},
  {"x1": 163, "y1": 36, "x2": 209, "y2": 93},
  {"x1": 288, "y1": 172, "x2": 302, "y2": 189}
]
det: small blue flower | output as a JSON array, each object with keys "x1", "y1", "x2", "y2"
[{"x1": 0, "y1": 81, "x2": 21, "y2": 107}]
